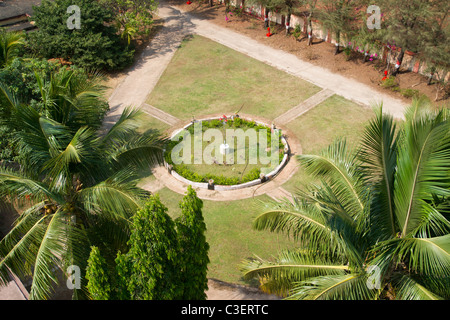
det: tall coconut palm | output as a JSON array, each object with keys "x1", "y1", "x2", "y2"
[
  {"x1": 31, "y1": 67, "x2": 109, "y2": 130},
  {"x1": 241, "y1": 98, "x2": 450, "y2": 299},
  {"x1": 0, "y1": 28, "x2": 25, "y2": 69},
  {"x1": 0, "y1": 97, "x2": 167, "y2": 299}
]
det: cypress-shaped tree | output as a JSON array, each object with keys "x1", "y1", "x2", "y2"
[
  {"x1": 85, "y1": 246, "x2": 111, "y2": 300},
  {"x1": 176, "y1": 186, "x2": 210, "y2": 300},
  {"x1": 122, "y1": 194, "x2": 182, "y2": 300}
]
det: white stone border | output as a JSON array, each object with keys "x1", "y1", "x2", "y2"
[{"x1": 164, "y1": 115, "x2": 290, "y2": 190}]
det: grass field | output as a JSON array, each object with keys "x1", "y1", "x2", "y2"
[
  {"x1": 146, "y1": 35, "x2": 321, "y2": 121},
  {"x1": 282, "y1": 95, "x2": 374, "y2": 193}
]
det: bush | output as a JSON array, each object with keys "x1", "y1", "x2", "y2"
[
  {"x1": 27, "y1": 0, "x2": 134, "y2": 71},
  {"x1": 171, "y1": 164, "x2": 262, "y2": 186},
  {"x1": 164, "y1": 118, "x2": 282, "y2": 185},
  {"x1": 0, "y1": 58, "x2": 60, "y2": 103},
  {"x1": 293, "y1": 24, "x2": 302, "y2": 40},
  {"x1": 381, "y1": 76, "x2": 400, "y2": 91},
  {"x1": 401, "y1": 88, "x2": 421, "y2": 98}
]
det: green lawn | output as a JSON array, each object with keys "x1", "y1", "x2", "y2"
[
  {"x1": 282, "y1": 94, "x2": 374, "y2": 193},
  {"x1": 136, "y1": 112, "x2": 171, "y2": 134},
  {"x1": 155, "y1": 187, "x2": 296, "y2": 286},
  {"x1": 146, "y1": 35, "x2": 321, "y2": 121}
]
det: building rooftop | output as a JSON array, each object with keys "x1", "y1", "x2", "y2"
[{"x1": 0, "y1": 0, "x2": 42, "y2": 20}]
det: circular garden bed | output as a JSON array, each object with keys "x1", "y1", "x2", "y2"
[{"x1": 164, "y1": 115, "x2": 290, "y2": 190}]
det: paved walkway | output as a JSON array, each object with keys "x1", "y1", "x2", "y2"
[
  {"x1": 141, "y1": 103, "x2": 181, "y2": 126},
  {"x1": 161, "y1": 5, "x2": 407, "y2": 120},
  {"x1": 274, "y1": 88, "x2": 335, "y2": 124},
  {"x1": 104, "y1": 1, "x2": 409, "y2": 203}
]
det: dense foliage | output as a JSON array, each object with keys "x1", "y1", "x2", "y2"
[
  {"x1": 85, "y1": 187, "x2": 210, "y2": 300},
  {"x1": 99, "y1": 0, "x2": 158, "y2": 44},
  {"x1": 26, "y1": 0, "x2": 135, "y2": 70},
  {"x1": 0, "y1": 102, "x2": 166, "y2": 299},
  {"x1": 175, "y1": 186, "x2": 210, "y2": 300}
]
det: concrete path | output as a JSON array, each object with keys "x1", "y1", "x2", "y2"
[
  {"x1": 103, "y1": 6, "x2": 193, "y2": 130},
  {"x1": 267, "y1": 186, "x2": 295, "y2": 204},
  {"x1": 141, "y1": 103, "x2": 181, "y2": 126},
  {"x1": 274, "y1": 88, "x2": 335, "y2": 125},
  {"x1": 155, "y1": 4, "x2": 407, "y2": 120}
]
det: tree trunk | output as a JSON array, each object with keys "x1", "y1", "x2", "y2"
[
  {"x1": 285, "y1": 10, "x2": 291, "y2": 36},
  {"x1": 392, "y1": 48, "x2": 405, "y2": 76},
  {"x1": 264, "y1": 8, "x2": 270, "y2": 28},
  {"x1": 428, "y1": 73, "x2": 434, "y2": 85},
  {"x1": 209, "y1": 0, "x2": 213, "y2": 7},
  {"x1": 334, "y1": 32, "x2": 340, "y2": 55},
  {"x1": 386, "y1": 47, "x2": 392, "y2": 73},
  {"x1": 307, "y1": 17, "x2": 313, "y2": 46},
  {"x1": 427, "y1": 67, "x2": 435, "y2": 85}
]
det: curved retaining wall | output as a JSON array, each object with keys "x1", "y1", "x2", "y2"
[{"x1": 164, "y1": 115, "x2": 290, "y2": 191}]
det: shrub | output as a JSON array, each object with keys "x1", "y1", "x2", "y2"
[
  {"x1": 401, "y1": 88, "x2": 421, "y2": 98},
  {"x1": 27, "y1": 0, "x2": 134, "y2": 71},
  {"x1": 381, "y1": 76, "x2": 400, "y2": 91},
  {"x1": 293, "y1": 24, "x2": 302, "y2": 40}
]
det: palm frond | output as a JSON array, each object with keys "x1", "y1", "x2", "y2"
[
  {"x1": 0, "y1": 167, "x2": 61, "y2": 203},
  {"x1": 29, "y1": 209, "x2": 71, "y2": 300},
  {"x1": 105, "y1": 130, "x2": 167, "y2": 171},
  {"x1": 77, "y1": 176, "x2": 147, "y2": 221},
  {"x1": 289, "y1": 273, "x2": 377, "y2": 300},
  {"x1": 101, "y1": 107, "x2": 143, "y2": 143},
  {"x1": 252, "y1": 198, "x2": 345, "y2": 257},
  {"x1": 0, "y1": 214, "x2": 48, "y2": 285},
  {"x1": 0, "y1": 29, "x2": 24, "y2": 68},
  {"x1": 0, "y1": 202, "x2": 45, "y2": 257},
  {"x1": 396, "y1": 235, "x2": 450, "y2": 277},
  {"x1": 410, "y1": 200, "x2": 450, "y2": 238},
  {"x1": 358, "y1": 105, "x2": 399, "y2": 240},
  {"x1": 392, "y1": 274, "x2": 443, "y2": 300},
  {"x1": 241, "y1": 249, "x2": 349, "y2": 297},
  {"x1": 42, "y1": 126, "x2": 97, "y2": 192},
  {"x1": 297, "y1": 138, "x2": 366, "y2": 221},
  {"x1": 394, "y1": 103, "x2": 450, "y2": 237}
]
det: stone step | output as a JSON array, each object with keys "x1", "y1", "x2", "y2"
[{"x1": 268, "y1": 186, "x2": 294, "y2": 203}]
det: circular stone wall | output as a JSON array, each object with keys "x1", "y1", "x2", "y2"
[{"x1": 163, "y1": 115, "x2": 290, "y2": 191}]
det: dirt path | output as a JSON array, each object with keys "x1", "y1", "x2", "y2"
[{"x1": 206, "y1": 279, "x2": 281, "y2": 300}]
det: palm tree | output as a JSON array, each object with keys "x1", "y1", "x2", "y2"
[
  {"x1": 1, "y1": 65, "x2": 110, "y2": 164},
  {"x1": 0, "y1": 95, "x2": 166, "y2": 299},
  {"x1": 241, "y1": 98, "x2": 450, "y2": 299},
  {"x1": 31, "y1": 67, "x2": 109, "y2": 130},
  {"x1": 0, "y1": 28, "x2": 25, "y2": 69}
]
